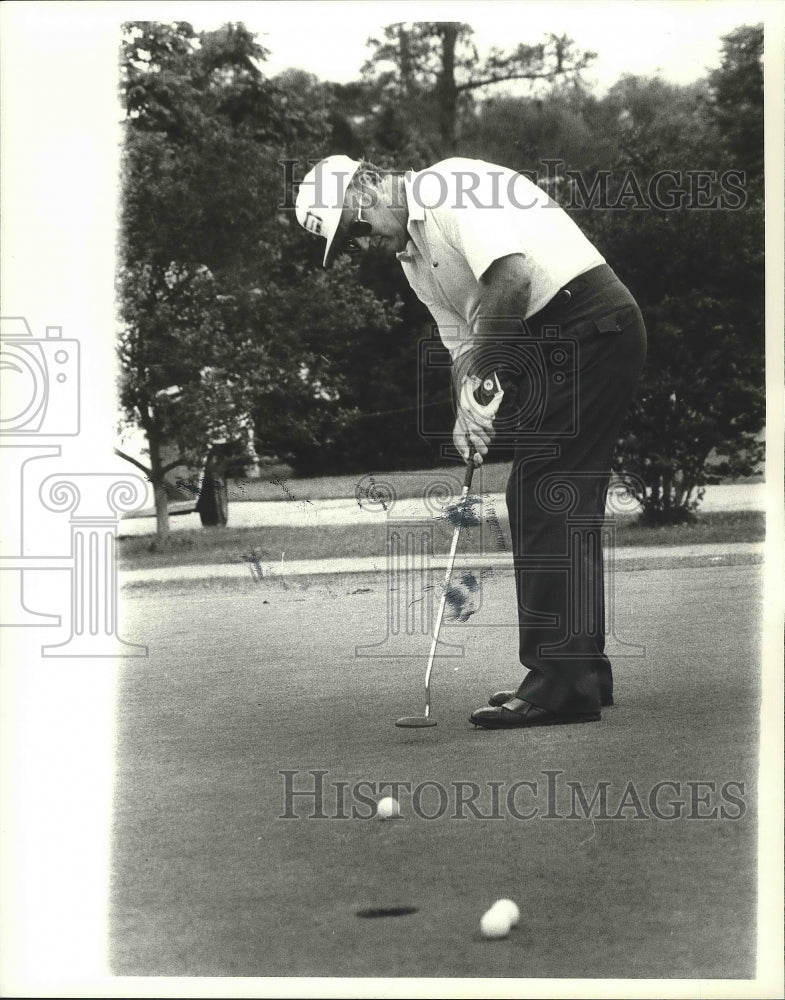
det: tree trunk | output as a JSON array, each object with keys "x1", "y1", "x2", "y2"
[
  {"x1": 146, "y1": 429, "x2": 171, "y2": 547},
  {"x1": 437, "y1": 23, "x2": 459, "y2": 152},
  {"x1": 398, "y1": 24, "x2": 413, "y2": 100},
  {"x1": 152, "y1": 477, "x2": 171, "y2": 547}
]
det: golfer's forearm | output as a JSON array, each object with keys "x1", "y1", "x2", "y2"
[
  {"x1": 463, "y1": 278, "x2": 530, "y2": 385},
  {"x1": 450, "y1": 256, "x2": 532, "y2": 395},
  {"x1": 451, "y1": 291, "x2": 531, "y2": 401}
]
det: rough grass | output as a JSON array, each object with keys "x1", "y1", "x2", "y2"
[
  {"x1": 225, "y1": 462, "x2": 514, "y2": 503},
  {"x1": 227, "y1": 462, "x2": 764, "y2": 504},
  {"x1": 119, "y1": 509, "x2": 765, "y2": 571}
]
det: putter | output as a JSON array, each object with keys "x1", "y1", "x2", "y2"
[{"x1": 395, "y1": 374, "x2": 504, "y2": 729}]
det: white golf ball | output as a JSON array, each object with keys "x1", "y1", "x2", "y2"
[
  {"x1": 480, "y1": 907, "x2": 511, "y2": 939},
  {"x1": 376, "y1": 796, "x2": 401, "y2": 820},
  {"x1": 491, "y1": 898, "x2": 520, "y2": 927}
]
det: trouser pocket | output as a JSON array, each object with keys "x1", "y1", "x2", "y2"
[{"x1": 591, "y1": 302, "x2": 641, "y2": 336}]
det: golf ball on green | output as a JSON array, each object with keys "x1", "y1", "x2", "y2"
[
  {"x1": 376, "y1": 796, "x2": 400, "y2": 819},
  {"x1": 491, "y1": 898, "x2": 520, "y2": 927},
  {"x1": 480, "y1": 907, "x2": 511, "y2": 939}
]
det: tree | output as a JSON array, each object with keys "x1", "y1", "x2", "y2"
[
  {"x1": 615, "y1": 282, "x2": 764, "y2": 523},
  {"x1": 117, "y1": 21, "x2": 402, "y2": 540},
  {"x1": 118, "y1": 22, "x2": 285, "y2": 543},
  {"x1": 461, "y1": 84, "x2": 620, "y2": 175},
  {"x1": 239, "y1": 251, "x2": 404, "y2": 475},
  {"x1": 116, "y1": 260, "x2": 259, "y2": 540},
  {"x1": 579, "y1": 74, "x2": 765, "y2": 523},
  {"x1": 708, "y1": 24, "x2": 763, "y2": 181},
  {"x1": 277, "y1": 251, "x2": 452, "y2": 474},
  {"x1": 361, "y1": 22, "x2": 595, "y2": 156}
]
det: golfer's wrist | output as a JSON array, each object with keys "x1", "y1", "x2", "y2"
[{"x1": 452, "y1": 348, "x2": 483, "y2": 397}]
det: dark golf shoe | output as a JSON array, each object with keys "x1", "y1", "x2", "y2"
[
  {"x1": 488, "y1": 688, "x2": 614, "y2": 708},
  {"x1": 471, "y1": 697, "x2": 601, "y2": 729}
]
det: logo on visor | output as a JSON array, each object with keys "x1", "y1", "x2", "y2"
[{"x1": 304, "y1": 212, "x2": 324, "y2": 236}]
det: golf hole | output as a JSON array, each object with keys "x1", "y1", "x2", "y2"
[{"x1": 356, "y1": 906, "x2": 419, "y2": 919}]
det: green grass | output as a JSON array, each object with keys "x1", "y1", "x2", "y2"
[
  {"x1": 226, "y1": 461, "x2": 515, "y2": 503},
  {"x1": 226, "y1": 461, "x2": 763, "y2": 505},
  {"x1": 124, "y1": 461, "x2": 513, "y2": 517},
  {"x1": 119, "y1": 509, "x2": 764, "y2": 572}
]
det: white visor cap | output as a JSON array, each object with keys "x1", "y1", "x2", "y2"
[{"x1": 295, "y1": 155, "x2": 362, "y2": 267}]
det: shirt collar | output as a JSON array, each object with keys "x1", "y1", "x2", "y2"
[
  {"x1": 403, "y1": 170, "x2": 426, "y2": 224},
  {"x1": 395, "y1": 171, "x2": 424, "y2": 263}
]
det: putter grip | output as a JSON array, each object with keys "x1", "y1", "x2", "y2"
[{"x1": 459, "y1": 373, "x2": 503, "y2": 481}]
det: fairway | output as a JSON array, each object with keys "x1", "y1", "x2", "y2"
[{"x1": 111, "y1": 564, "x2": 760, "y2": 979}]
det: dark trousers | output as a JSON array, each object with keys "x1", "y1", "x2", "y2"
[{"x1": 501, "y1": 265, "x2": 647, "y2": 714}]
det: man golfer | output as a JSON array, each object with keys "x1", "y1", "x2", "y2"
[{"x1": 295, "y1": 155, "x2": 646, "y2": 729}]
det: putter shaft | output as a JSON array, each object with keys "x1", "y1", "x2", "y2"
[
  {"x1": 395, "y1": 377, "x2": 503, "y2": 729},
  {"x1": 423, "y1": 464, "x2": 475, "y2": 716}
]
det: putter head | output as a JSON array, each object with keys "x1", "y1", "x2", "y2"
[{"x1": 395, "y1": 716, "x2": 438, "y2": 728}]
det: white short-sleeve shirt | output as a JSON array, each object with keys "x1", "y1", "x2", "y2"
[{"x1": 397, "y1": 157, "x2": 605, "y2": 359}]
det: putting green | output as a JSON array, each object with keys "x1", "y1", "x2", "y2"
[{"x1": 111, "y1": 564, "x2": 760, "y2": 979}]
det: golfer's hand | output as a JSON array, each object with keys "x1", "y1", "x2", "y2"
[{"x1": 453, "y1": 406, "x2": 495, "y2": 466}]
